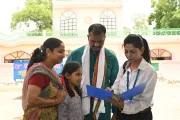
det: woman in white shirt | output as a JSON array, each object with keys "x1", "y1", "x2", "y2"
[{"x1": 107, "y1": 34, "x2": 157, "y2": 120}]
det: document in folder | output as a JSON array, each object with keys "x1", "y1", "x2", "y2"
[{"x1": 86, "y1": 82, "x2": 146, "y2": 101}]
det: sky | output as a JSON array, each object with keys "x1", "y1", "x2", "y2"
[
  {"x1": 0, "y1": 0, "x2": 152, "y2": 33},
  {"x1": 0, "y1": 0, "x2": 25, "y2": 33},
  {"x1": 122, "y1": 0, "x2": 153, "y2": 27}
]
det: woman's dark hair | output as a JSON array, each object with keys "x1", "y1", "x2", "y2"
[
  {"x1": 123, "y1": 34, "x2": 151, "y2": 64},
  {"x1": 61, "y1": 61, "x2": 82, "y2": 97},
  {"x1": 27, "y1": 38, "x2": 63, "y2": 70}
]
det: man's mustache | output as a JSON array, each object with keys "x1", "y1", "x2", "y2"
[{"x1": 92, "y1": 46, "x2": 101, "y2": 49}]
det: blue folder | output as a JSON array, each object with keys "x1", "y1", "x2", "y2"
[
  {"x1": 120, "y1": 82, "x2": 146, "y2": 100},
  {"x1": 86, "y1": 82, "x2": 146, "y2": 101},
  {"x1": 86, "y1": 85, "x2": 112, "y2": 102}
]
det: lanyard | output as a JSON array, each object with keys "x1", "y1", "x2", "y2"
[{"x1": 126, "y1": 69, "x2": 140, "y2": 90}]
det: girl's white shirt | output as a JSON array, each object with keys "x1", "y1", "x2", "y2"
[{"x1": 112, "y1": 58, "x2": 157, "y2": 114}]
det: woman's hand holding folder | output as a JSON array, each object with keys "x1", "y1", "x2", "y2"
[{"x1": 106, "y1": 87, "x2": 124, "y2": 109}]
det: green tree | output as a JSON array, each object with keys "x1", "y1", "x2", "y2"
[
  {"x1": 148, "y1": 0, "x2": 180, "y2": 28},
  {"x1": 11, "y1": 0, "x2": 52, "y2": 31},
  {"x1": 132, "y1": 13, "x2": 148, "y2": 29}
]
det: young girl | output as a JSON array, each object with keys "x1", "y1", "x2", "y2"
[
  {"x1": 58, "y1": 61, "x2": 83, "y2": 120},
  {"x1": 107, "y1": 34, "x2": 157, "y2": 120}
]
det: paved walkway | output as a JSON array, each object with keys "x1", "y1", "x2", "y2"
[{"x1": 0, "y1": 83, "x2": 180, "y2": 120}]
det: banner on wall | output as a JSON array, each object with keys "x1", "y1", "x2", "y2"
[
  {"x1": 152, "y1": 63, "x2": 159, "y2": 71},
  {"x1": 13, "y1": 60, "x2": 65, "y2": 82}
]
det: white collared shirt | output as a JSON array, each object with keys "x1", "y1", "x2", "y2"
[{"x1": 112, "y1": 58, "x2": 157, "y2": 114}]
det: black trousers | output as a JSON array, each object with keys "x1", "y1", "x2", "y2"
[{"x1": 116, "y1": 107, "x2": 152, "y2": 120}]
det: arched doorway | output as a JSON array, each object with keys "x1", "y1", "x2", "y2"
[
  {"x1": 151, "y1": 49, "x2": 172, "y2": 60},
  {"x1": 4, "y1": 51, "x2": 31, "y2": 63}
]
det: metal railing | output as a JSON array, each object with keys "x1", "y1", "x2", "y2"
[{"x1": 25, "y1": 29, "x2": 180, "y2": 38}]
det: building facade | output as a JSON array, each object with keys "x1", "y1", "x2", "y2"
[{"x1": 0, "y1": 0, "x2": 180, "y2": 82}]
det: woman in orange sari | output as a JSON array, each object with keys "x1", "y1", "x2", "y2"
[{"x1": 22, "y1": 38, "x2": 67, "y2": 120}]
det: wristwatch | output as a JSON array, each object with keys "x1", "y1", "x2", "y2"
[{"x1": 112, "y1": 93, "x2": 120, "y2": 101}]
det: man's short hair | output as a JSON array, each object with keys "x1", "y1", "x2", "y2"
[{"x1": 88, "y1": 23, "x2": 106, "y2": 35}]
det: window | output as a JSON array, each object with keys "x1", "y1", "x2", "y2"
[
  {"x1": 4, "y1": 51, "x2": 31, "y2": 63},
  {"x1": 151, "y1": 49, "x2": 172, "y2": 60},
  {"x1": 60, "y1": 11, "x2": 77, "y2": 37},
  {"x1": 100, "y1": 10, "x2": 116, "y2": 36}
]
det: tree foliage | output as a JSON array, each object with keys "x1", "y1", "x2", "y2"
[
  {"x1": 132, "y1": 13, "x2": 148, "y2": 29},
  {"x1": 11, "y1": 0, "x2": 52, "y2": 31},
  {"x1": 148, "y1": 0, "x2": 180, "y2": 28}
]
